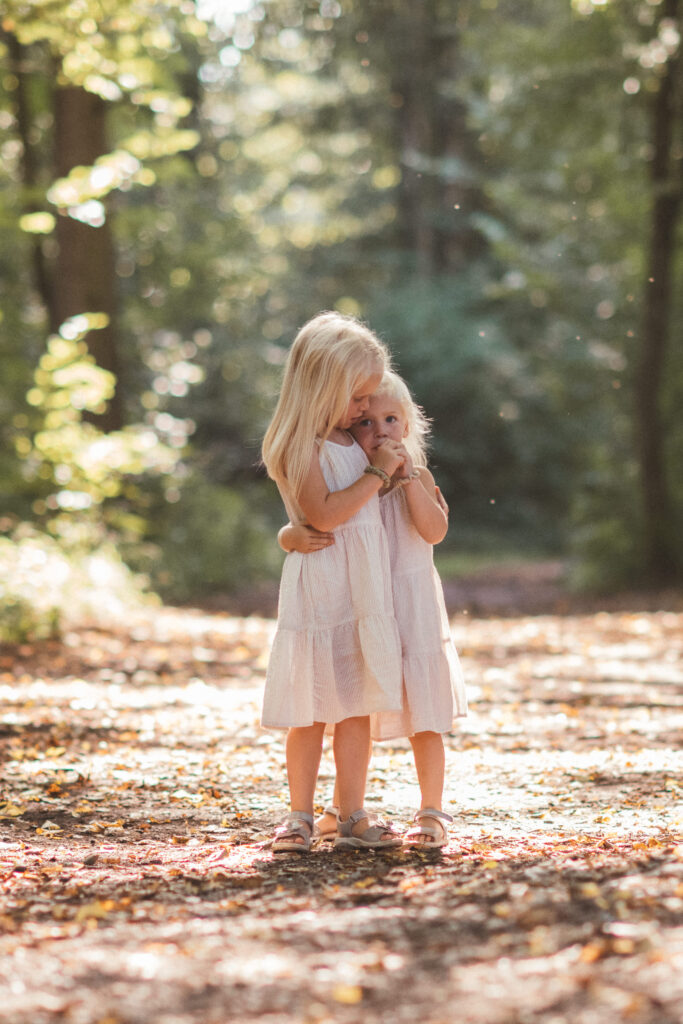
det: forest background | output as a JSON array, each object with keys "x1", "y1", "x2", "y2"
[{"x1": 1, "y1": 0, "x2": 682, "y2": 640}]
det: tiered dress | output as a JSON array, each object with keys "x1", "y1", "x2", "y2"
[
  {"x1": 261, "y1": 436, "x2": 404, "y2": 730},
  {"x1": 370, "y1": 483, "x2": 468, "y2": 740}
]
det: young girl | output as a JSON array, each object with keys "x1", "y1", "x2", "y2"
[
  {"x1": 280, "y1": 371, "x2": 467, "y2": 848},
  {"x1": 261, "y1": 312, "x2": 407, "y2": 852}
]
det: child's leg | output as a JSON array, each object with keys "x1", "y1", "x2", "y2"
[
  {"x1": 271, "y1": 723, "x2": 326, "y2": 851},
  {"x1": 286, "y1": 722, "x2": 326, "y2": 814},
  {"x1": 409, "y1": 730, "x2": 445, "y2": 808},
  {"x1": 334, "y1": 717, "x2": 395, "y2": 841},
  {"x1": 317, "y1": 733, "x2": 372, "y2": 837},
  {"x1": 333, "y1": 716, "x2": 370, "y2": 820},
  {"x1": 407, "y1": 731, "x2": 449, "y2": 846}
]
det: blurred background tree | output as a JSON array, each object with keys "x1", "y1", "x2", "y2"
[{"x1": 0, "y1": 0, "x2": 681, "y2": 630}]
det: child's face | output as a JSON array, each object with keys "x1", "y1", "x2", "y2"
[
  {"x1": 336, "y1": 371, "x2": 383, "y2": 430},
  {"x1": 349, "y1": 392, "x2": 409, "y2": 455}
]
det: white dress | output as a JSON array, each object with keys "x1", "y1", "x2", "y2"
[
  {"x1": 261, "y1": 437, "x2": 403, "y2": 730},
  {"x1": 370, "y1": 484, "x2": 468, "y2": 740}
]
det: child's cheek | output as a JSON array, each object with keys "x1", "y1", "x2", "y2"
[{"x1": 351, "y1": 430, "x2": 372, "y2": 456}]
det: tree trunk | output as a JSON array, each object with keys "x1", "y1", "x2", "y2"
[
  {"x1": 53, "y1": 85, "x2": 122, "y2": 431},
  {"x1": 6, "y1": 33, "x2": 56, "y2": 329},
  {"x1": 635, "y1": 0, "x2": 681, "y2": 583},
  {"x1": 389, "y1": 0, "x2": 438, "y2": 275},
  {"x1": 387, "y1": 0, "x2": 488, "y2": 275}
]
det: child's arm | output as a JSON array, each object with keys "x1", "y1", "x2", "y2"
[
  {"x1": 298, "y1": 440, "x2": 405, "y2": 532},
  {"x1": 401, "y1": 466, "x2": 449, "y2": 545},
  {"x1": 279, "y1": 522, "x2": 335, "y2": 553}
]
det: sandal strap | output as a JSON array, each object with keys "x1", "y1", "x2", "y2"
[
  {"x1": 356, "y1": 821, "x2": 399, "y2": 842},
  {"x1": 322, "y1": 804, "x2": 340, "y2": 818},
  {"x1": 338, "y1": 809, "x2": 398, "y2": 840},
  {"x1": 405, "y1": 823, "x2": 442, "y2": 840},
  {"x1": 414, "y1": 807, "x2": 453, "y2": 824},
  {"x1": 274, "y1": 811, "x2": 314, "y2": 840}
]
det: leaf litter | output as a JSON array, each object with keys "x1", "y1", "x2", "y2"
[{"x1": 0, "y1": 604, "x2": 682, "y2": 1022}]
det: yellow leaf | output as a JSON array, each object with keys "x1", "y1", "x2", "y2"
[
  {"x1": 353, "y1": 877, "x2": 377, "y2": 889},
  {"x1": 398, "y1": 876, "x2": 424, "y2": 892},
  {"x1": 332, "y1": 985, "x2": 363, "y2": 1004},
  {"x1": 75, "y1": 899, "x2": 116, "y2": 922},
  {"x1": 579, "y1": 941, "x2": 606, "y2": 963},
  {"x1": 0, "y1": 803, "x2": 25, "y2": 818}
]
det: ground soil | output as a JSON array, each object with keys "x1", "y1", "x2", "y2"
[{"x1": 1, "y1": 572, "x2": 682, "y2": 1023}]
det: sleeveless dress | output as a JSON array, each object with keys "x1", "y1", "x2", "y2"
[
  {"x1": 370, "y1": 484, "x2": 468, "y2": 740},
  {"x1": 261, "y1": 436, "x2": 404, "y2": 730}
]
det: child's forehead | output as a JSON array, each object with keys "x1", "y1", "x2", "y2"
[{"x1": 368, "y1": 392, "x2": 405, "y2": 413}]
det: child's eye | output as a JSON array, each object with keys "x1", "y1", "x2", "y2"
[
  {"x1": 357, "y1": 418, "x2": 371, "y2": 427},
  {"x1": 386, "y1": 416, "x2": 397, "y2": 423}
]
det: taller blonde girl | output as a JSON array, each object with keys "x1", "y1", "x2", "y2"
[{"x1": 261, "y1": 311, "x2": 406, "y2": 853}]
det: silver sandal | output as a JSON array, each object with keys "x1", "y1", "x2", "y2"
[
  {"x1": 272, "y1": 811, "x2": 315, "y2": 853},
  {"x1": 403, "y1": 807, "x2": 453, "y2": 849},
  {"x1": 334, "y1": 808, "x2": 402, "y2": 850}
]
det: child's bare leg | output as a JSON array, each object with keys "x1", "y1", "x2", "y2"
[
  {"x1": 284, "y1": 722, "x2": 325, "y2": 844},
  {"x1": 334, "y1": 718, "x2": 394, "y2": 840},
  {"x1": 317, "y1": 732, "x2": 372, "y2": 836},
  {"x1": 333, "y1": 716, "x2": 370, "y2": 821},
  {"x1": 409, "y1": 730, "x2": 445, "y2": 808},
  {"x1": 408, "y1": 731, "x2": 447, "y2": 844}
]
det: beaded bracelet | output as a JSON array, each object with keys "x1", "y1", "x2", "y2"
[{"x1": 363, "y1": 464, "x2": 391, "y2": 487}]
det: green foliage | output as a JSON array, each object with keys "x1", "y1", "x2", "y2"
[
  {"x1": 4, "y1": 0, "x2": 204, "y2": 226},
  {"x1": 19, "y1": 315, "x2": 180, "y2": 521},
  {"x1": 569, "y1": 459, "x2": 644, "y2": 593},
  {"x1": 368, "y1": 271, "x2": 577, "y2": 547},
  {"x1": 144, "y1": 479, "x2": 283, "y2": 603},
  {"x1": 0, "y1": 528, "x2": 152, "y2": 643},
  {"x1": 0, "y1": 0, "x2": 681, "y2": 603}
]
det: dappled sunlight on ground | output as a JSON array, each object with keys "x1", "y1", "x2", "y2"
[{"x1": 1, "y1": 605, "x2": 683, "y2": 1023}]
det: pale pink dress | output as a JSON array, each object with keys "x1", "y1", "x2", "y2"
[
  {"x1": 371, "y1": 484, "x2": 468, "y2": 740},
  {"x1": 261, "y1": 436, "x2": 403, "y2": 730}
]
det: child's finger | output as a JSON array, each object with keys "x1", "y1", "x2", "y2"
[{"x1": 309, "y1": 533, "x2": 334, "y2": 549}]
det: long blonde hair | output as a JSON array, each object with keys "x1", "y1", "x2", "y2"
[
  {"x1": 262, "y1": 312, "x2": 390, "y2": 511},
  {"x1": 373, "y1": 370, "x2": 431, "y2": 468}
]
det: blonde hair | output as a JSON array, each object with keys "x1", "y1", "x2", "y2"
[
  {"x1": 262, "y1": 312, "x2": 390, "y2": 512},
  {"x1": 373, "y1": 370, "x2": 431, "y2": 468}
]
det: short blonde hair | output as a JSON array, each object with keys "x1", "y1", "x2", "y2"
[
  {"x1": 373, "y1": 370, "x2": 431, "y2": 467},
  {"x1": 262, "y1": 312, "x2": 390, "y2": 512}
]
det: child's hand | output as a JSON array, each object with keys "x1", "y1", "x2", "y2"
[
  {"x1": 370, "y1": 439, "x2": 405, "y2": 478},
  {"x1": 393, "y1": 445, "x2": 414, "y2": 480},
  {"x1": 288, "y1": 523, "x2": 335, "y2": 553}
]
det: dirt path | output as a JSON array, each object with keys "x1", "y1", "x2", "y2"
[{"x1": 1, "y1": 605, "x2": 683, "y2": 1023}]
